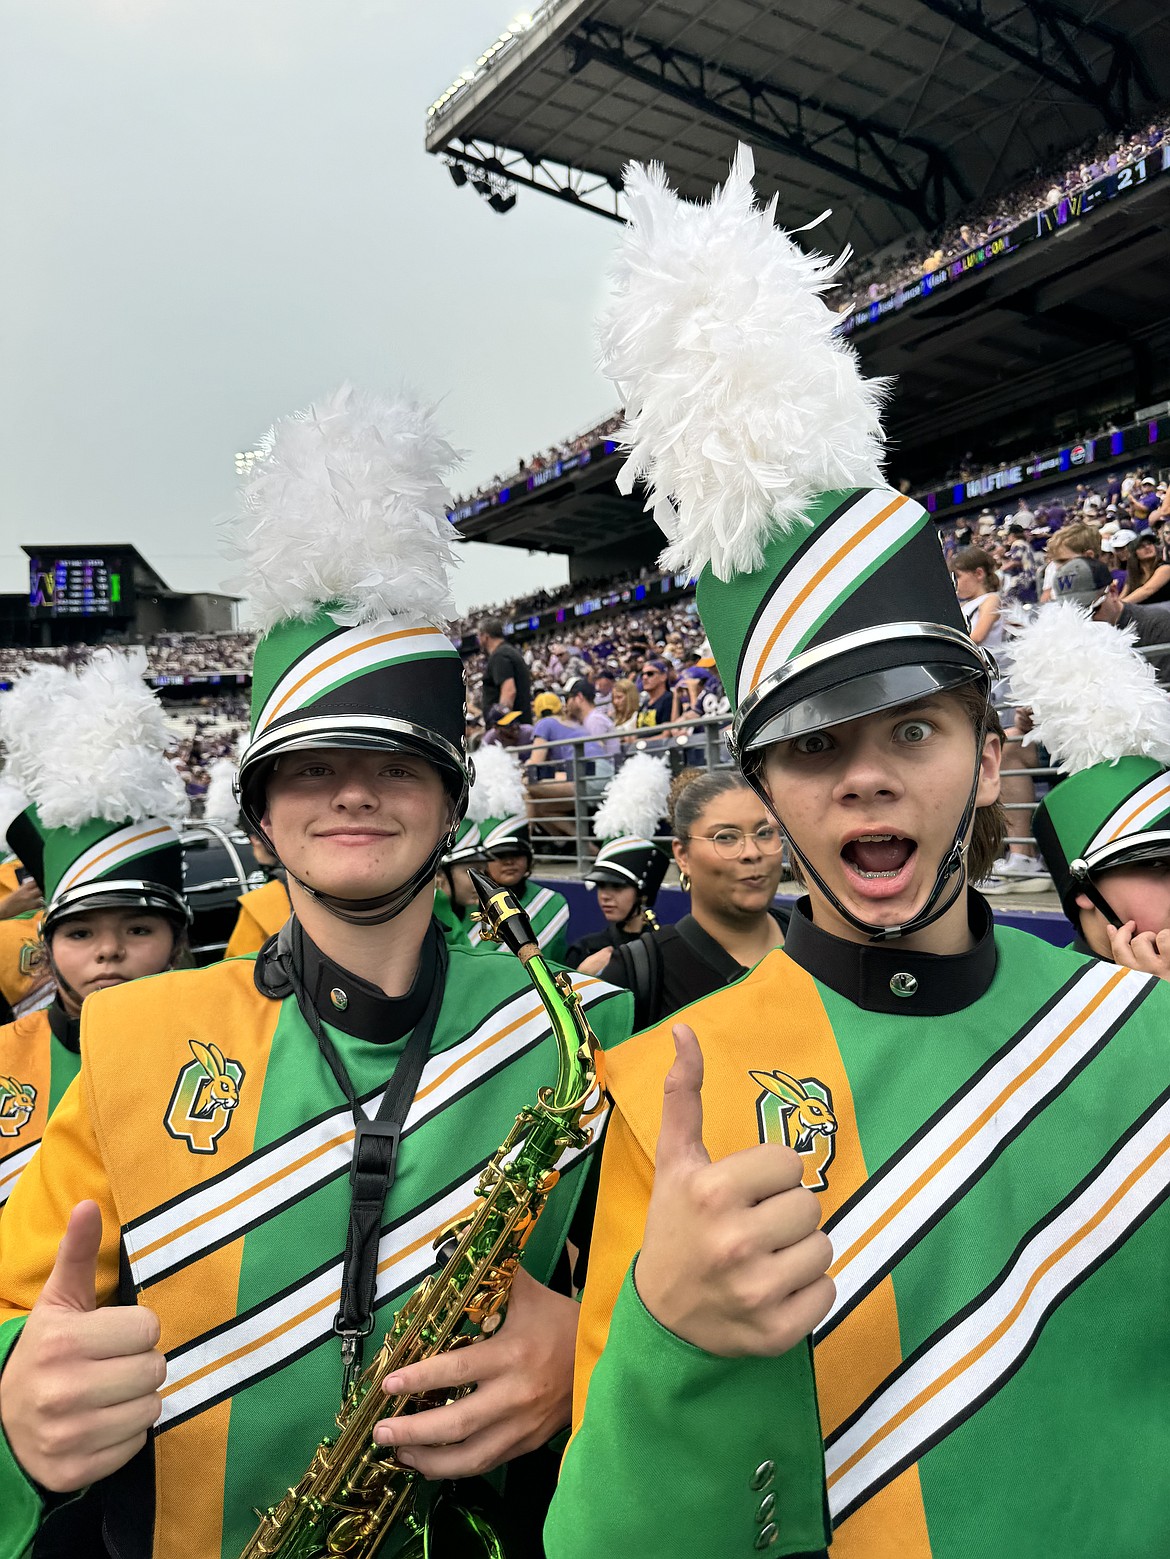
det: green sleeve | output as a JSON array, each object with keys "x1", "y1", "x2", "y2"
[
  {"x1": 545, "y1": 1264, "x2": 830, "y2": 1559},
  {"x1": 0, "y1": 1317, "x2": 42, "y2": 1558}
]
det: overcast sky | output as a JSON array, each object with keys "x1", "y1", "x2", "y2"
[{"x1": 0, "y1": 0, "x2": 629, "y2": 618}]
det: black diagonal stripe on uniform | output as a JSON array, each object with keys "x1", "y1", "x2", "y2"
[
  {"x1": 826, "y1": 1083, "x2": 1170, "y2": 1528},
  {"x1": 157, "y1": 1136, "x2": 603, "y2": 1432},
  {"x1": 137, "y1": 989, "x2": 619, "y2": 1290},
  {"x1": 123, "y1": 983, "x2": 531, "y2": 1235},
  {"x1": 733, "y1": 490, "x2": 864, "y2": 696},
  {"x1": 817, "y1": 964, "x2": 1156, "y2": 1341}
]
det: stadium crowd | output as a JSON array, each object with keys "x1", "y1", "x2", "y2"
[{"x1": 836, "y1": 119, "x2": 1169, "y2": 316}]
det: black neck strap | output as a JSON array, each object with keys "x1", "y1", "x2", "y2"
[{"x1": 275, "y1": 916, "x2": 448, "y2": 1394}]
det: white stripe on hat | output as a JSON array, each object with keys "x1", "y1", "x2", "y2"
[
  {"x1": 1087, "y1": 772, "x2": 1170, "y2": 857},
  {"x1": 738, "y1": 491, "x2": 926, "y2": 708},
  {"x1": 254, "y1": 620, "x2": 456, "y2": 736},
  {"x1": 57, "y1": 822, "x2": 180, "y2": 897}
]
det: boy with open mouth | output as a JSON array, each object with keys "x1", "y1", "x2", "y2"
[{"x1": 546, "y1": 146, "x2": 1170, "y2": 1559}]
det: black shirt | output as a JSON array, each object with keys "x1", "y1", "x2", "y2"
[
  {"x1": 604, "y1": 908, "x2": 791, "y2": 1029},
  {"x1": 482, "y1": 642, "x2": 532, "y2": 721},
  {"x1": 565, "y1": 921, "x2": 643, "y2": 970}
]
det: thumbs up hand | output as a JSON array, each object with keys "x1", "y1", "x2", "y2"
[
  {"x1": 0, "y1": 1202, "x2": 166, "y2": 1492},
  {"x1": 634, "y1": 1025, "x2": 835, "y2": 1357}
]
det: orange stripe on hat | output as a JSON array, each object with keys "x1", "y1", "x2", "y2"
[
  {"x1": 749, "y1": 494, "x2": 909, "y2": 692},
  {"x1": 264, "y1": 625, "x2": 435, "y2": 728}
]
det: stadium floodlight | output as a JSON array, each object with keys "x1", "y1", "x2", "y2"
[
  {"x1": 448, "y1": 161, "x2": 468, "y2": 187},
  {"x1": 488, "y1": 192, "x2": 516, "y2": 215}
]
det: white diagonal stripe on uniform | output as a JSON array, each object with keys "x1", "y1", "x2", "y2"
[
  {"x1": 825, "y1": 1093, "x2": 1170, "y2": 1521},
  {"x1": 125, "y1": 978, "x2": 615, "y2": 1286},
  {"x1": 737, "y1": 490, "x2": 925, "y2": 706},
  {"x1": 156, "y1": 1119, "x2": 607, "y2": 1429},
  {"x1": 819, "y1": 961, "x2": 1145, "y2": 1334},
  {"x1": 537, "y1": 904, "x2": 570, "y2": 949},
  {"x1": 1087, "y1": 773, "x2": 1170, "y2": 855},
  {"x1": 254, "y1": 621, "x2": 455, "y2": 735},
  {"x1": 0, "y1": 1140, "x2": 40, "y2": 1206},
  {"x1": 58, "y1": 822, "x2": 180, "y2": 895}
]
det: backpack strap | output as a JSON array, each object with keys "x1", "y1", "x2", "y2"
[{"x1": 614, "y1": 930, "x2": 665, "y2": 1031}]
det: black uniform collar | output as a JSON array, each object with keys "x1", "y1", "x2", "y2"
[
  {"x1": 783, "y1": 892, "x2": 997, "y2": 1016},
  {"x1": 299, "y1": 922, "x2": 438, "y2": 1043},
  {"x1": 47, "y1": 995, "x2": 81, "y2": 1054}
]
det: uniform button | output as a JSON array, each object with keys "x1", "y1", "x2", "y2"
[
  {"x1": 330, "y1": 987, "x2": 349, "y2": 1011},
  {"x1": 889, "y1": 971, "x2": 918, "y2": 999},
  {"x1": 749, "y1": 1460, "x2": 775, "y2": 1491},
  {"x1": 754, "y1": 1524, "x2": 779, "y2": 1550},
  {"x1": 756, "y1": 1492, "x2": 776, "y2": 1523}
]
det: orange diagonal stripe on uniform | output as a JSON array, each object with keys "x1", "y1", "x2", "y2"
[
  {"x1": 828, "y1": 1130, "x2": 1170, "y2": 1489},
  {"x1": 1103, "y1": 780, "x2": 1170, "y2": 844},
  {"x1": 132, "y1": 1125, "x2": 357, "y2": 1263},
  {"x1": 264, "y1": 627, "x2": 434, "y2": 727},
  {"x1": 61, "y1": 826, "x2": 171, "y2": 893},
  {"x1": 749, "y1": 495, "x2": 909, "y2": 691},
  {"x1": 831, "y1": 968, "x2": 1127, "y2": 1275},
  {"x1": 161, "y1": 1200, "x2": 477, "y2": 1400}
]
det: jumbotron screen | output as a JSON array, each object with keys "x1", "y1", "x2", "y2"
[{"x1": 28, "y1": 553, "x2": 129, "y2": 618}]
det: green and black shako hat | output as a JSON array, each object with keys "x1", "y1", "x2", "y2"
[
  {"x1": 587, "y1": 752, "x2": 671, "y2": 910},
  {"x1": 450, "y1": 744, "x2": 532, "y2": 868},
  {"x1": 597, "y1": 144, "x2": 994, "y2": 941},
  {"x1": 0, "y1": 650, "x2": 189, "y2": 949},
  {"x1": 234, "y1": 386, "x2": 471, "y2": 926},
  {"x1": 1010, "y1": 597, "x2": 1170, "y2": 930}
]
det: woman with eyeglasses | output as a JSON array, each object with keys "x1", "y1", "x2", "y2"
[{"x1": 599, "y1": 769, "x2": 789, "y2": 1029}]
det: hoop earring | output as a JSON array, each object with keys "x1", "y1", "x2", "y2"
[{"x1": 679, "y1": 871, "x2": 691, "y2": 892}]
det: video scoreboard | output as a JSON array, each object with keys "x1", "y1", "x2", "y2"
[{"x1": 28, "y1": 553, "x2": 130, "y2": 619}]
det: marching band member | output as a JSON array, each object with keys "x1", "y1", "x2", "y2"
[
  {"x1": 0, "y1": 387, "x2": 630, "y2": 1558},
  {"x1": 547, "y1": 147, "x2": 1170, "y2": 1559},
  {"x1": 0, "y1": 653, "x2": 191, "y2": 1215}
]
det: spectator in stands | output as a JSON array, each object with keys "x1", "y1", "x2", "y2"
[
  {"x1": 1122, "y1": 534, "x2": 1170, "y2": 604},
  {"x1": 609, "y1": 678, "x2": 641, "y2": 735},
  {"x1": 564, "y1": 679, "x2": 617, "y2": 783},
  {"x1": 1040, "y1": 522, "x2": 1101, "y2": 602},
  {"x1": 478, "y1": 618, "x2": 532, "y2": 722},
  {"x1": 1128, "y1": 477, "x2": 1162, "y2": 528},
  {"x1": 1054, "y1": 558, "x2": 1170, "y2": 687},
  {"x1": 593, "y1": 667, "x2": 617, "y2": 710},
  {"x1": 480, "y1": 705, "x2": 535, "y2": 753},
  {"x1": 635, "y1": 658, "x2": 674, "y2": 730},
  {"x1": 951, "y1": 546, "x2": 1004, "y2": 650}
]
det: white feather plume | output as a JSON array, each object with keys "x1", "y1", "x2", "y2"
[
  {"x1": 597, "y1": 144, "x2": 888, "y2": 582},
  {"x1": 1008, "y1": 600, "x2": 1170, "y2": 774},
  {"x1": 203, "y1": 758, "x2": 240, "y2": 825},
  {"x1": 10, "y1": 649, "x2": 187, "y2": 831},
  {"x1": 592, "y1": 753, "x2": 671, "y2": 841},
  {"x1": 466, "y1": 744, "x2": 527, "y2": 824},
  {"x1": 231, "y1": 384, "x2": 464, "y2": 631},
  {"x1": 0, "y1": 664, "x2": 71, "y2": 793},
  {"x1": 0, "y1": 779, "x2": 29, "y2": 843}
]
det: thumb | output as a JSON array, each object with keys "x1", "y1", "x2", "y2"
[
  {"x1": 656, "y1": 1024, "x2": 711, "y2": 1173},
  {"x1": 39, "y1": 1200, "x2": 102, "y2": 1313}
]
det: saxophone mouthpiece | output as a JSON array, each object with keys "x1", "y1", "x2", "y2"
[{"x1": 468, "y1": 869, "x2": 540, "y2": 960}]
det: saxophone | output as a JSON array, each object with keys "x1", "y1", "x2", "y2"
[{"x1": 240, "y1": 869, "x2": 604, "y2": 1559}]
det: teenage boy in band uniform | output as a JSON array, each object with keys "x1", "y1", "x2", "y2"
[
  {"x1": 546, "y1": 148, "x2": 1170, "y2": 1559},
  {"x1": 0, "y1": 388, "x2": 630, "y2": 1559}
]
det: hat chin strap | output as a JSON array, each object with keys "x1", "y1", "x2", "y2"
[
  {"x1": 752, "y1": 713, "x2": 988, "y2": 944},
  {"x1": 281, "y1": 832, "x2": 456, "y2": 928},
  {"x1": 1067, "y1": 866, "x2": 1125, "y2": 933}
]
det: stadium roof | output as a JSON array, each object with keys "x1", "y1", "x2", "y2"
[{"x1": 425, "y1": 0, "x2": 1169, "y2": 256}]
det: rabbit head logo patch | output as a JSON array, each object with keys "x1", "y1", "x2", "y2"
[
  {"x1": 0, "y1": 1076, "x2": 37, "y2": 1138},
  {"x1": 751, "y1": 1070, "x2": 838, "y2": 1191},
  {"x1": 165, "y1": 1040, "x2": 245, "y2": 1155}
]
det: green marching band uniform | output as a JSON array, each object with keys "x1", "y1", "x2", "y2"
[
  {"x1": 450, "y1": 743, "x2": 571, "y2": 965},
  {"x1": 545, "y1": 147, "x2": 1170, "y2": 1558},
  {"x1": 0, "y1": 387, "x2": 631, "y2": 1558},
  {"x1": 1007, "y1": 595, "x2": 1170, "y2": 953},
  {"x1": 0, "y1": 652, "x2": 192, "y2": 1214}
]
